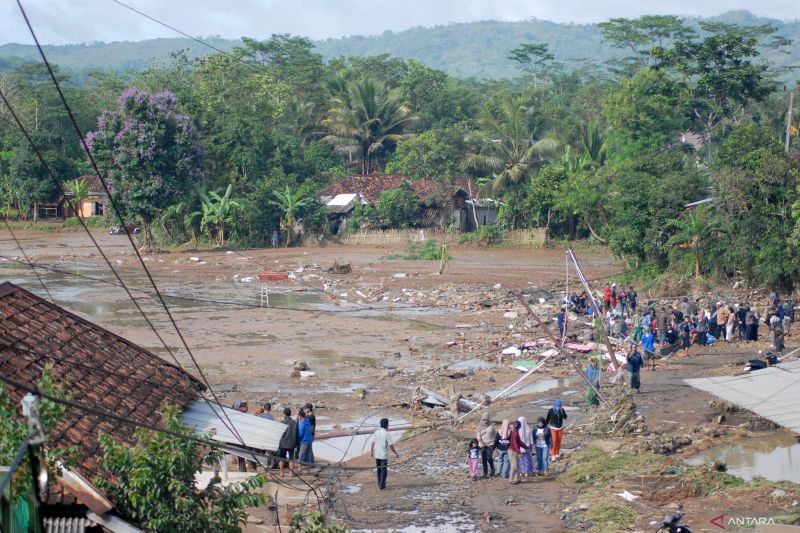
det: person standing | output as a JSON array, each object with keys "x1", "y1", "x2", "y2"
[
  {"x1": 467, "y1": 439, "x2": 480, "y2": 481},
  {"x1": 626, "y1": 346, "x2": 644, "y2": 392},
  {"x1": 533, "y1": 417, "x2": 552, "y2": 477},
  {"x1": 628, "y1": 288, "x2": 638, "y2": 314},
  {"x1": 371, "y1": 418, "x2": 399, "y2": 490},
  {"x1": 517, "y1": 416, "x2": 535, "y2": 477},
  {"x1": 303, "y1": 403, "x2": 316, "y2": 463},
  {"x1": 585, "y1": 358, "x2": 601, "y2": 407},
  {"x1": 494, "y1": 420, "x2": 512, "y2": 479},
  {"x1": 277, "y1": 407, "x2": 297, "y2": 478},
  {"x1": 508, "y1": 421, "x2": 528, "y2": 485},
  {"x1": 255, "y1": 402, "x2": 274, "y2": 420},
  {"x1": 716, "y1": 303, "x2": 730, "y2": 342},
  {"x1": 603, "y1": 284, "x2": 612, "y2": 312},
  {"x1": 296, "y1": 409, "x2": 314, "y2": 474},
  {"x1": 232, "y1": 400, "x2": 257, "y2": 472},
  {"x1": 545, "y1": 400, "x2": 568, "y2": 461},
  {"x1": 271, "y1": 230, "x2": 280, "y2": 248},
  {"x1": 641, "y1": 327, "x2": 656, "y2": 370},
  {"x1": 745, "y1": 307, "x2": 755, "y2": 343},
  {"x1": 657, "y1": 307, "x2": 669, "y2": 347},
  {"x1": 476, "y1": 412, "x2": 496, "y2": 478},
  {"x1": 782, "y1": 299, "x2": 794, "y2": 337},
  {"x1": 679, "y1": 316, "x2": 692, "y2": 356},
  {"x1": 631, "y1": 311, "x2": 643, "y2": 342},
  {"x1": 726, "y1": 307, "x2": 737, "y2": 344}
]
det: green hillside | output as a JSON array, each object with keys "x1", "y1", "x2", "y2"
[{"x1": 0, "y1": 10, "x2": 797, "y2": 80}]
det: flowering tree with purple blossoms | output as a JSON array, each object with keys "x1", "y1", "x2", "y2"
[{"x1": 86, "y1": 89, "x2": 202, "y2": 251}]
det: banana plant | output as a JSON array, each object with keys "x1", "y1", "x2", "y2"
[{"x1": 198, "y1": 183, "x2": 239, "y2": 246}]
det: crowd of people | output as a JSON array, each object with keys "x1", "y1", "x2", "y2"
[
  {"x1": 230, "y1": 400, "x2": 317, "y2": 476},
  {"x1": 469, "y1": 401, "x2": 568, "y2": 484}
]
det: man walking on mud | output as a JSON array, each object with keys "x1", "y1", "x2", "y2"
[{"x1": 371, "y1": 418, "x2": 399, "y2": 490}]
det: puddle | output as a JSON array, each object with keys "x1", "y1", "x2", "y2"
[
  {"x1": 389, "y1": 511, "x2": 477, "y2": 532},
  {"x1": 488, "y1": 376, "x2": 580, "y2": 399},
  {"x1": 685, "y1": 430, "x2": 800, "y2": 483},
  {"x1": 447, "y1": 359, "x2": 493, "y2": 371}
]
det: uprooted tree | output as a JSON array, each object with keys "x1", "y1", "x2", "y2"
[{"x1": 86, "y1": 89, "x2": 203, "y2": 252}]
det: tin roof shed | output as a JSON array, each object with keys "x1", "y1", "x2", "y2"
[{"x1": 684, "y1": 360, "x2": 800, "y2": 435}]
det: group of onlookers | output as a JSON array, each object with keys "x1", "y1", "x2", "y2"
[
  {"x1": 468, "y1": 402, "x2": 568, "y2": 484},
  {"x1": 231, "y1": 400, "x2": 317, "y2": 476}
]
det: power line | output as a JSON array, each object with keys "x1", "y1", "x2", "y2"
[
  {"x1": 107, "y1": 0, "x2": 269, "y2": 74},
  {"x1": 2, "y1": 220, "x2": 54, "y2": 304},
  {"x1": 14, "y1": 0, "x2": 249, "y2": 450}
]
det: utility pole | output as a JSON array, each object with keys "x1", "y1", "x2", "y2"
[{"x1": 786, "y1": 91, "x2": 795, "y2": 154}]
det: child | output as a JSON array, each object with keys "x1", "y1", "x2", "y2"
[
  {"x1": 468, "y1": 438, "x2": 480, "y2": 480},
  {"x1": 534, "y1": 417, "x2": 552, "y2": 476}
]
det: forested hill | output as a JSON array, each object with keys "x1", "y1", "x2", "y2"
[{"x1": 0, "y1": 10, "x2": 798, "y2": 80}]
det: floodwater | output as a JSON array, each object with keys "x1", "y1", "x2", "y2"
[{"x1": 685, "y1": 429, "x2": 800, "y2": 483}]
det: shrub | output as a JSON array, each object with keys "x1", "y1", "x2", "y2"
[
  {"x1": 387, "y1": 239, "x2": 446, "y2": 260},
  {"x1": 458, "y1": 226, "x2": 506, "y2": 246}
]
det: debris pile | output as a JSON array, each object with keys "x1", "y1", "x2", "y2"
[{"x1": 584, "y1": 385, "x2": 647, "y2": 435}]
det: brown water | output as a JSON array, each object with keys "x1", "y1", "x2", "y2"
[{"x1": 685, "y1": 430, "x2": 800, "y2": 483}]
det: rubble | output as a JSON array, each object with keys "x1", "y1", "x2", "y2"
[{"x1": 582, "y1": 385, "x2": 648, "y2": 435}]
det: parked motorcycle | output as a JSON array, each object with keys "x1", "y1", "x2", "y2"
[{"x1": 657, "y1": 513, "x2": 693, "y2": 533}]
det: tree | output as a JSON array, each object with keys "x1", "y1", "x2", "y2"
[
  {"x1": 269, "y1": 185, "x2": 310, "y2": 246},
  {"x1": 598, "y1": 16, "x2": 694, "y2": 70},
  {"x1": 385, "y1": 127, "x2": 465, "y2": 180},
  {"x1": 666, "y1": 205, "x2": 716, "y2": 278},
  {"x1": 96, "y1": 406, "x2": 267, "y2": 532},
  {"x1": 65, "y1": 177, "x2": 90, "y2": 220},
  {"x1": 652, "y1": 22, "x2": 788, "y2": 159},
  {"x1": 86, "y1": 89, "x2": 202, "y2": 251},
  {"x1": 374, "y1": 182, "x2": 420, "y2": 228},
  {"x1": 463, "y1": 95, "x2": 558, "y2": 191},
  {"x1": 508, "y1": 43, "x2": 558, "y2": 87},
  {"x1": 322, "y1": 78, "x2": 417, "y2": 174}
]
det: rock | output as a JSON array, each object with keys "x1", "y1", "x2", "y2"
[
  {"x1": 771, "y1": 489, "x2": 787, "y2": 498},
  {"x1": 393, "y1": 273, "x2": 408, "y2": 278},
  {"x1": 189, "y1": 256, "x2": 201, "y2": 262},
  {"x1": 578, "y1": 503, "x2": 590, "y2": 511},
  {"x1": 503, "y1": 311, "x2": 519, "y2": 319}
]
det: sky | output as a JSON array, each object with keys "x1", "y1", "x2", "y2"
[{"x1": 2, "y1": 0, "x2": 799, "y2": 46}]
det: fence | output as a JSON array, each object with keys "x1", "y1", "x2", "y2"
[{"x1": 338, "y1": 228, "x2": 547, "y2": 248}]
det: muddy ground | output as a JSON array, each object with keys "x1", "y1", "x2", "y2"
[{"x1": 1, "y1": 227, "x2": 798, "y2": 532}]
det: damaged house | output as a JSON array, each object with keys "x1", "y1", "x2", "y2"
[
  {"x1": 318, "y1": 174, "x2": 499, "y2": 233},
  {"x1": 0, "y1": 282, "x2": 286, "y2": 531}
]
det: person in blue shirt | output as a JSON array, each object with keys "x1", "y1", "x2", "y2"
[
  {"x1": 584, "y1": 358, "x2": 601, "y2": 407},
  {"x1": 296, "y1": 409, "x2": 314, "y2": 473},
  {"x1": 641, "y1": 328, "x2": 656, "y2": 370},
  {"x1": 626, "y1": 346, "x2": 644, "y2": 392}
]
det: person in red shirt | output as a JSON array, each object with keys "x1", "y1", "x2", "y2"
[
  {"x1": 603, "y1": 284, "x2": 612, "y2": 311},
  {"x1": 508, "y1": 420, "x2": 529, "y2": 484}
]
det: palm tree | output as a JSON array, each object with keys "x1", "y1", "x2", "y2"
[
  {"x1": 463, "y1": 95, "x2": 558, "y2": 191},
  {"x1": 198, "y1": 183, "x2": 239, "y2": 246},
  {"x1": 65, "y1": 177, "x2": 90, "y2": 220},
  {"x1": 580, "y1": 121, "x2": 607, "y2": 168},
  {"x1": 666, "y1": 205, "x2": 716, "y2": 278},
  {"x1": 269, "y1": 185, "x2": 309, "y2": 247},
  {"x1": 322, "y1": 77, "x2": 417, "y2": 174}
]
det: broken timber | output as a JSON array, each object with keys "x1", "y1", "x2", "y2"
[{"x1": 514, "y1": 292, "x2": 606, "y2": 403}]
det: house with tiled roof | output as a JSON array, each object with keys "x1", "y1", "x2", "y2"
[
  {"x1": 318, "y1": 174, "x2": 499, "y2": 233},
  {"x1": 63, "y1": 175, "x2": 108, "y2": 218},
  {"x1": 0, "y1": 282, "x2": 286, "y2": 530}
]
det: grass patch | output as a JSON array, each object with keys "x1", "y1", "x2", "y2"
[
  {"x1": 386, "y1": 239, "x2": 446, "y2": 260},
  {"x1": 564, "y1": 446, "x2": 666, "y2": 486},
  {"x1": 584, "y1": 499, "x2": 638, "y2": 532}
]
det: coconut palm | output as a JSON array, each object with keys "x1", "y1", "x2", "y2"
[
  {"x1": 580, "y1": 121, "x2": 607, "y2": 168},
  {"x1": 268, "y1": 185, "x2": 309, "y2": 247},
  {"x1": 463, "y1": 95, "x2": 558, "y2": 191},
  {"x1": 65, "y1": 177, "x2": 90, "y2": 220},
  {"x1": 666, "y1": 205, "x2": 716, "y2": 278},
  {"x1": 322, "y1": 77, "x2": 417, "y2": 174}
]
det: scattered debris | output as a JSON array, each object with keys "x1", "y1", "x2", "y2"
[{"x1": 326, "y1": 261, "x2": 352, "y2": 274}]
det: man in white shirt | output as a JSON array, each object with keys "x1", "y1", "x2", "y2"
[{"x1": 370, "y1": 418, "x2": 400, "y2": 490}]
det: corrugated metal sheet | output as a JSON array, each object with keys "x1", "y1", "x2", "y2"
[
  {"x1": 684, "y1": 360, "x2": 800, "y2": 434},
  {"x1": 181, "y1": 401, "x2": 287, "y2": 451},
  {"x1": 44, "y1": 516, "x2": 91, "y2": 533}
]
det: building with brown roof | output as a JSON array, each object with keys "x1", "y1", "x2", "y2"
[
  {"x1": 0, "y1": 282, "x2": 205, "y2": 527},
  {"x1": 63, "y1": 175, "x2": 108, "y2": 219},
  {"x1": 318, "y1": 174, "x2": 499, "y2": 232}
]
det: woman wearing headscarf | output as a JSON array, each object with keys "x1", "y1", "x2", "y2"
[
  {"x1": 476, "y1": 412, "x2": 496, "y2": 478},
  {"x1": 545, "y1": 400, "x2": 568, "y2": 461},
  {"x1": 517, "y1": 416, "x2": 534, "y2": 477},
  {"x1": 508, "y1": 420, "x2": 528, "y2": 484},
  {"x1": 585, "y1": 358, "x2": 601, "y2": 407},
  {"x1": 494, "y1": 419, "x2": 512, "y2": 478}
]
